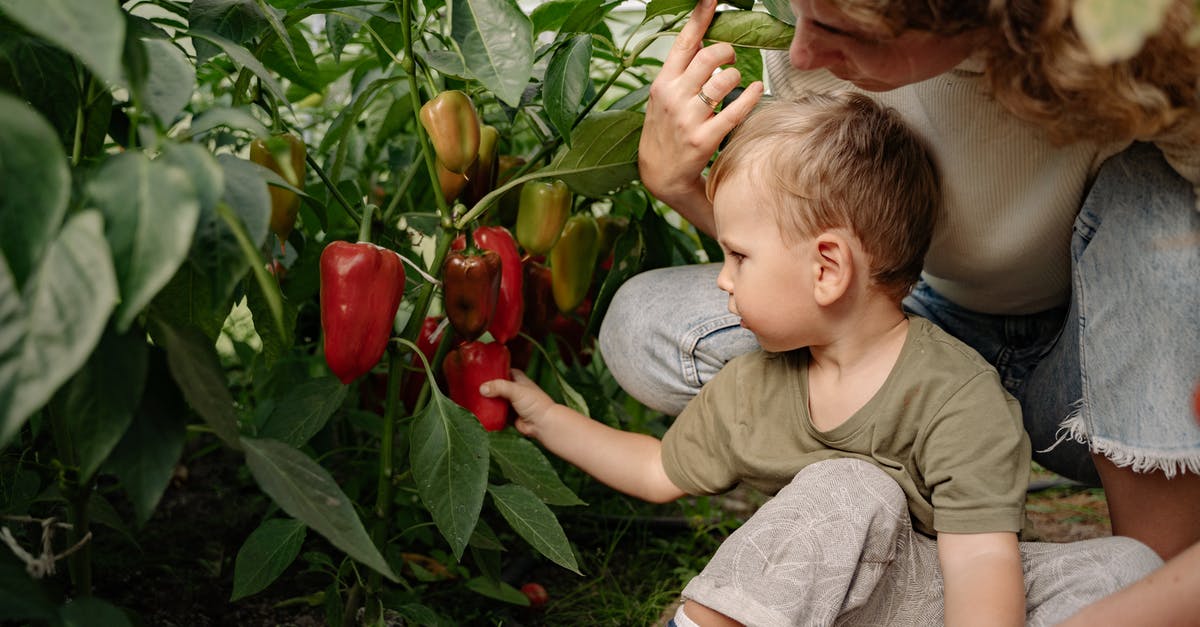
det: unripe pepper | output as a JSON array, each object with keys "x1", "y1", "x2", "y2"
[
  {"x1": 443, "y1": 341, "x2": 512, "y2": 431},
  {"x1": 437, "y1": 161, "x2": 468, "y2": 203},
  {"x1": 249, "y1": 133, "x2": 306, "y2": 242},
  {"x1": 320, "y1": 241, "x2": 406, "y2": 384},
  {"x1": 452, "y1": 226, "x2": 524, "y2": 343},
  {"x1": 515, "y1": 179, "x2": 570, "y2": 255},
  {"x1": 442, "y1": 241, "x2": 502, "y2": 341},
  {"x1": 549, "y1": 214, "x2": 600, "y2": 313},
  {"x1": 419, "y1": 90, "x2": 480, "y2": 174}
]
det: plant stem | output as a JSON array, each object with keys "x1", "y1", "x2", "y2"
[
  {"x1": 47, "y1": 404, "x2": 93, "y2": 597},
  {"x1": 307, "y1": 153, "x2": 363, "y2": 224}
]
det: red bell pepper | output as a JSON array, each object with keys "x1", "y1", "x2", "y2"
[
  {"x1": 442, "y1": 238, "x2": 502, "y2": 341},
  {"x1": 320, "y1": 241, "x2": 406, "y2": 384},
  {"x1": 443, "y1": 341, "x2": 512, "y2": 431},
  {"x1": 452, "y1": 226, "x2": 524, "y2": 343}
]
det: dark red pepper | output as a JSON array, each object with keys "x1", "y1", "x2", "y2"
[
  {"x1": 452, "y1": 226, "x2": 524, "y2": 343},
  {"x1": 320, "y1": 241, "x2": 406, "y2": 384},
  {"x1": 442, "y1": 237, "x2": 502, "y2": 341},
  {"x1": 443, "y1": 341, "x2": 512, "y2": 431}
]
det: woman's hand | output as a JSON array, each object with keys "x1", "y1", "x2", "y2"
[
  {"x1": 640, "y1": 0, "x2": 764, "y2": 235},
  {"x1": 479, "y1": 369, "x2": 557, "y2": 438}
]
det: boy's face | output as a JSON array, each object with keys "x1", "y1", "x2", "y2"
[{"x1": 713, "y1": 172, "x2": 817, "y2": 352}]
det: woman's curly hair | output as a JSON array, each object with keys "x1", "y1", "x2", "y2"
[
  {"x1": 984, "y1": 0, "x2": 1200, "y2": 146},
  {"x1": 836, "y1": 0, "x2": 1200, "y2": 146}
]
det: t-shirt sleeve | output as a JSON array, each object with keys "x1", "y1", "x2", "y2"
[
  {"x1": 918, "y1": 370, "x2": 1031, "y2": 534},
  {"x1": 660, "y1": 358, "x2": 745, "y2": 496}
]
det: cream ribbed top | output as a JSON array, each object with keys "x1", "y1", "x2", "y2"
[{"x1": 762, "y1": 50, "x2": 1198, "y2": 315}]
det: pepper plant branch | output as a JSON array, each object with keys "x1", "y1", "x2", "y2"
[
  {"x1": 306, "y1": 153, "x2": 362, "y2": 224},
  {"x1": 454, "y1": 164, "x2": 552, "y2": 228}
]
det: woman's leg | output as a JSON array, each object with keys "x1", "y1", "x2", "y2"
[
  {"x1": 598, "y1": 264, "x2": 758, "y2": 415},
  {"x1": 1026, "y1": 142, "x2": 1200, "y2": 559}
]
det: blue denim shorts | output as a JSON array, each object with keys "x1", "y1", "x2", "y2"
[{"x1": 599, "y1": 143, "x2": 1200, "y2": 484}]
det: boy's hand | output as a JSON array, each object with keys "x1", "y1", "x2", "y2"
[{"x1": 480, "y1": 369, "x2": 556, "y2": 438}]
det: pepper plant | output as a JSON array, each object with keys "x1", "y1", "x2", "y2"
[{"x1": 6, "y1": 0, "x2": 1170, "y2": 623}]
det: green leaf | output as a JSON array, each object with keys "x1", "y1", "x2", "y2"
[
  {"x1": 188, "y1": 0, "x2": 270, "y2": 65},
  {"x1": 704, "y1": 10, "x2": 793, "y2": 49},
  {"x1": 0, "y1": 34, "x2": 86, "y2": 154},
  {"x1": 231, "y1": 517, "x2": 307, "y2": 600},
  {"x1": 1073, "y1": 0, "x2": 1173, "y2": 63},
  {"x1": 189, "y1": 30, "x2": 289, "y2": 104},
  {"x1": 86, "y1": 152, "x2": 202, "y2": 332},
  {"x1": 559, "y1": 0, "x2": 611, "y2": 35},
  {"x1": 544, "y1": 35, "x2": 592, "y2": 144},
  {"x1": 260, "y1": 23, "x2": 323, "y2": 94},
  {"x1": 489, "y1": 432, "x2": 585, "y2": 506},
  {"x1": 465, "y1": 576, "x2": 530, "y2": 605},
  {"x1": 643, "y1": 0, "x2": 693, "y2": 23},
  {"x1": 259, "y1": 376, "x2": 347, "y2": 446},
  {"x1": 761, "y1": 0, "x2": 795, "y2": 25},
  {"x1": 148, "y1": 263, "x2": 230, "y2": 342},
  {"x1": 140, "y1": 38, "x2": 196, "y2": 125},
  {"x1": 488, "y1": 483, "x2": 580, "y2": 574},
  {"x1": 0, "y1": 253, "x2": 23, "y2": 428},
  {"x1": 530, "y1": 1, "x2": 576, "y2": 34},
  {"x1": 0, "y1": 553, "x2": 57, "y2": 621},
  {"x1": 245, "y1": 271, "x2": 297, "y2": 369},
  {"x1": 54, "y1": 327, "x2": 148, "y2": 482},
  {"x1": 187, "y1": 106, "x2": 271, "y2": 140},
  {"x1": 105, "y1": 349, "x2": 189, "y2": 526},
  {"x1": 57, "y1": 596, "x2": 133, "y2": 627},
  {"x1": 451, "y1": 0, "x2": 534, "y2": 107},
  {"x1": 241, "y1": 436, "x2": 398, "y2": 581},
  {"x1": 150, "y1": 320, "x2": 242, "y2": 450},
  {"x1": 2, "y1": 211, "x2": 118, "y2": 449},
  {"x1": 189, "y1": 155, "x2": 269, "y2": 305},
  {"x1": 546, "y1": 110, "x2": 643, "y2": 198},
  {"x1": 0, "y1": 0, "x2": 125, "y2": 85},
  {"x1": 0, "y1": 93, "x2": 70, "y2": 289},
  {"x1": 409, "y1": 386, "x2": 490, "y2": 560}
]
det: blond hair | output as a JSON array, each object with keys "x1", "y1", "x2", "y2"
[
  {"x1": 706, "y1": 93, "x2": 940, "y2": 302},
  {"x1": 984, "y1": 0, "x2": 1200, "y2": 146},
  {"x1": 825, "y1": 0, "x2": 1200, "y2": 146}
]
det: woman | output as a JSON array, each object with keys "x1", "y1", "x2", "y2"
[{"x1": 600, "y1": 0, "x2": 1200, "y2": 561}]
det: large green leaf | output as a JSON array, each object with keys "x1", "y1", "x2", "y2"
[
  {"x1": 409, "y1": 386, "x2": 490, "y2": 560},
  {"x1": 231, "y1": 517, "x2": 307, "y2": 600},
  {"x1": 0, "y1": 0, "x2": 125, "y2": 85},
  {"x1": 488, "y1": 432, "x2": 585, "y2": 506},
  {"x1": 259, "y1": 376, "x2": 347, "y2": 447},
  {"x1": 190, "y1": 154, "x2": 270, "y2": 305},
  {"x1": 643, "y1": 0, "x2": 693, "y2": 23},
  {"x1": 149, "y1": 263, "x2": 230, "y2": 342},
  {"x1": 150, "y1": 320, "x2": 242, "y2": 450},
  {"x1": 0, "y1": 34, "x2": 86, "y2": 153},
  {"x1": 488, "y1": 483, "x2": 580, "y2": 574},
  {"x1": 189, "y1": 30, "x2": 288, "y2": 104},
  {"x1": 547, "y1": 110, "x2": 643, "y2": 198},
  {"x1": 104, "y1": 349, "x2": 189, "y2": 526},
  {"x1": 451, "y1": 0, "x2": 534, "y2": 107},
  {"x1": 86, "y1": 152, "x2": 202, "y2": 332},
  {"x1": 54, "y1": 327, "x2": 148, "y2": 483},
  {"x1": 761, "y1": 0, "x2": 795, "y2": 25},
  {"x1": 705, "y1": 10, "x2": 793, "y2": 49},
  {"x1": 544, "y1": 34, "x2": 592, "y2": 144},
  {"x1": 187, "y1": 0, "x2": 270, "y2": 66},
  {"x1": 187, "y1": 106, "x2": 271, "y2": 140},
  {"x1": 0, "y1": 93, "x2": 70, "y2": 289},
  {"x1": 241, "y1": 436, "x2": 398, "y2": 581},
  {"x1": 2, "y1": 211, "x2": 118, "y2": 449},
  {"x1": 140, "y1": 38, "x2": 196, "y2": 126},
  {"x1": 261, "y1": 23, "x2": 323, "y2": 94}
]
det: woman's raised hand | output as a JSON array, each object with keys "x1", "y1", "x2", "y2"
[{"x1": 639, "y1": 0, "x2": 764, "y2": 234}]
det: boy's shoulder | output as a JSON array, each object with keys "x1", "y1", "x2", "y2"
[{"x1": 903, "y1": 315, "x2": 996, "y2": 378}]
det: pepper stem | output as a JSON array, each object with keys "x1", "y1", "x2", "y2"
[{"x1": 358, "y1": 202, "x2": 375, "y2": 243}]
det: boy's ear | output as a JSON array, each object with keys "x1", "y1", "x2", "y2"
[{"x1": 812, "y1": 231, "x2": 853, "y2": 306}]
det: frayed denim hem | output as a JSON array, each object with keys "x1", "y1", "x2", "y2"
[{"x1": 1043, "y1": 400, "x2": 1200, "y2": 479}]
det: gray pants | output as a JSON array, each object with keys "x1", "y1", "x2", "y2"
[{"x1": 678, "y1": 459, "x2": 1162, "y2": 626}]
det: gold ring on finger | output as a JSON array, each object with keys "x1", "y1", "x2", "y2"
[{"x1": 697, "y1": 90, "x2": 720, "y2": 110}]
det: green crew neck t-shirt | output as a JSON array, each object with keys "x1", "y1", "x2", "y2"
[{"x1": 661, "y1": 316, "x2": 1031, "y2": 537}]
